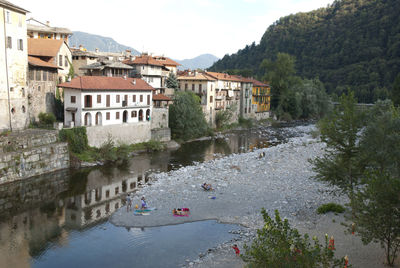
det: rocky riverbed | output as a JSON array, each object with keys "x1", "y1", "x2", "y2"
[{"x1": 111, "y1": 125, "x2": 389, "y2": 267}]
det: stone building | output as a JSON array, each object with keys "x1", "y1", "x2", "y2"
[
  {"x1": 0, "y1": 0, "x2": 29, "y2": 131},
  {"x1": 71, "y1": 48, "x2": 98, "y2": 76},
  {"x1": 27, "y1": 56, "x2": 58, "y2": 121},
  {"x1": 79, "y1": 60, "x2": 133, "y2": 78}
]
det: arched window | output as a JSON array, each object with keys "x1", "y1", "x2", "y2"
[
  {"x1": 138, "y1": 109, "x2": 143, "y2": 121},
  {"x1": 146, "y1": 109, "x2": 150, "y2": 121},
  {"x1": 84, "y1": 113, "x2": 92, "y2": 126}
]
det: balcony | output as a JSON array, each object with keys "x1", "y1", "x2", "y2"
[
  {"x1": 215, "y1": 95, "x2": 223, "y2": 100},
  {"x1": 122, "y1": 100, "x2": 127, "y2": 107}
]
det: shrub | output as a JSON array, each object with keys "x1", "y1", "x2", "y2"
[
  {"x1": 242, "y1": 209, "x2": 347, "y2": 267},
  {"x1": 38, "y1": 112, "x2": 56, "y2": 125},
  {"x1": 144, "y1": 140, "x2": 164, "y2": 152},
  {"x1": 59, "y1": 127, "x2": 89, "y2": 154},
  {"x1": 317, "y1": 203, "x2": 345, "y2": 214},
  {"x1": 238, "y1": 116, "x2": 253, "y2": 128},
  {"x1": 215, "y1": 109, "x2": 233, "y2": 129}
]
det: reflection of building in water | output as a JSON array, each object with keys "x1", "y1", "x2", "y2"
[{"x1": 65, "y1": 168, "x2": 150, "y2": 228}]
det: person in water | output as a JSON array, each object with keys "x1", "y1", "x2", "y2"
[{"x1": 141, "y1": 197, "x2": 147, "y2": 210}]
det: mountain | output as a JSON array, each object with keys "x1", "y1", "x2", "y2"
[
  {"x1": 69, "y1": 31, "x2": 140, "y2": 54},
  {"x1": 176, "y1": 54, "x2": 219, "y2": 70},
  {"x1": 209, "y1": 0, "x2": 400, "y2": 103}
]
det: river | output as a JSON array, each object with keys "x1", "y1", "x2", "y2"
[{"x1": 0, "y1": 123, "x2": 309, "y2": 268}]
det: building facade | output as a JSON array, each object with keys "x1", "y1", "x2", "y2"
[
  {"x1": 26, "y1": 18, "x2": 72, "y2": 42},
  {"x1": 0, "y1": 1, "x2": 29, "y2": 131},
  {"x1": 251, "y1": 79, "x2": 270, "y2": 120}
]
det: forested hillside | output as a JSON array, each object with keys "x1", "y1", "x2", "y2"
[{"x1": 209, "y1": 0, "x2": 400, "y2": 103}]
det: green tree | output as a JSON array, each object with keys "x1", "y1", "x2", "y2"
[
  {"x1": 242, "y1": 209, "x2": 346, "y2": 267},
  {"x1": 311, "y1": 92, "x2": 365, "y2": 199},
  {"x1": 350, "y1": 171, "x2": 400, "y2": 266},
  {"x1": 215, "y1": 108, "x2": 233, "y2": 129},
  {"x1": 166, "y1": 72, "x2": 179, "y2": 91},
  {"x1": 260, "y1": 53, "x2": 298, "y2": 110},
  {"x1": 169, "y1": 91, "x2": 208, "y2": 140},
  {"x1": 392, "y1": 73, "x2": 400, "y2": 106}
]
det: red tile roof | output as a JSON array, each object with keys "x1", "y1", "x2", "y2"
[
  {"x1": 205, "y1": 71, "x2": 243, "y2": 82},
  {"x1": 152, "y1": 94, "x2": 171, "y2": 101},
  {"x1": 177, "y1": 72, "x2": 216, "y2": 81},
  {"x1": 123, "y1": 54, "x2": 181, "y2": 67},
  {"x1": 28, "y1": 39, "x2": 66, "y2": 57},
  {"x1": 59, "y1": 76, "x2": 154, "y2": 91},
  {"x1": 247, "y1": 78, "x2": 270, "y2": 87},
  {"x1": 28, "y1": 56, "x2": 59, "y2": 69}
]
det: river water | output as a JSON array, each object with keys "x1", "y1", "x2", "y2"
[{"x1": 0, "y1": 123, "x2": 307, "y2": 268}]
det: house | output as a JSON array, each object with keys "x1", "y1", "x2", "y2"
[
  {"x1": 26, "y1": 18, "x2": 72, "y2": 42},
  {"x1": 177, "y1": 71, "x2": 216, "y2": 124},
  {"x1": 27, "y1": 56, "x2": 59, "y2": 120},
  {"x1": 28, "y1": 38, "x2": 72, "y2": 83},
  {"x1": 59, "y1": 76, "x2": 156, "y2": 147},
  {"x1": 235, "y1": 76, "x2": 256, "y2": 119},
  {"x1": 123, "y1": 53, "x2": 180, "y2": 95},
  {"x1": 71, "y1": 48, "x2": 99, "y2": 77},
  {"x1": 0, "y1": 0, "x2": 29, "y2": 131},
  {"x1": 79, "y1": 60, "x2": 133, "y2": 78},
  {"x1": 249, "y1": 78, "x2": 270, "y2": 119}
]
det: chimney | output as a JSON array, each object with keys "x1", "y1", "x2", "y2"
[
  {"x1": 132, "y1": 79, "x2": 136, "y2": 85},
  {"x1": 46, "y1": 21, "x2": 50, "y2": 26},
  {"x1": 123, "y1": 75, "x2": 127, "y2": 80},
  {"x1": 79, "y1": 45, "x2": 84, "y2": 51},
  {"x1": 95, "y1": 48, "x2": 99, "y2": 53}
]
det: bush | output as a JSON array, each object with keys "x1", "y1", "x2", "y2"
[
  {"x1": 59, "y1": 127, "x2": 89, "y2": 154},
  {"x1": 238, "y1": 116, "x2": 253, "y2": 128},
  {"x1": 215, "y1": 109, "x2": 233, "y2": 129},
  {"x1": 38, "y1": 112, "x2": 56, "y2": 125},
  {"x1": 242, "y1": 209, "x2": 347, "y2": 267},
  {"x1": 144, "y1": 140, "x2": 164, "y2": 152},
  {"x1": 317, "y1": 203, "x2": 345, "y2": 214}
]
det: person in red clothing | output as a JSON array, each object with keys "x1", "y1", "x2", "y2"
[{"x1": 232, "y1": 244, "x2": 240, "y2": 256}]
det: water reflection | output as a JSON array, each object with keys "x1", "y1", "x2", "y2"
[{"x1": 0, "y1": 125, "x2": 294, "y2": 267}]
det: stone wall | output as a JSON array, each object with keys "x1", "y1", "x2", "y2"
[
  {"x1": 151, "y1": 107, "x2": 169, "y2": 129},
  {"x1": 86, "y1": 122, "x2": 151, "y2": 147},
  {"x1": 151, "y1": 128, "x2": 171, "y2": 142},
  {"x1": 0, "y1": 130, "x2": 70, "y2": 184}
]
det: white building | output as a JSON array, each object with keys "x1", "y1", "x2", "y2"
[
  {"x1": 60, "y1": 76, "x2": 154, "y2": 147},
  {"x1": 0, "y1": 0, "x2": 29, "y2": 131},
  {"x1": 26, "y1": 18, "x2": 72, "y2": 43}
]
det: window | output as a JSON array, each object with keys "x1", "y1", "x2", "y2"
[
  {"x1": 70, "y1": 96, "x2": 76, "y2": 103},
  {"x1": 43, "y1": 71, "x2": 47, "y2": 81},
  {"x1": 65, "y1": 56, "x2": 68, "y2": 67},
  {"x1": 106, "y1": 112, "x2": 110, "y2": 120},
  {"x1": 140, "y1": 95, "x2": 143, "y2": 102},
  {"x1": 17, "y1": 39, "x2": 23, "y2": 51},
  {"x1": 6, "y1": 11, "x2": 10, "y2": 23},
  {"x1": 131, "y1": 111, "x2": 137, "y2": 117},
  {"x1": 97, "y1": 95, "x2": 101, "y2": 103},
  {"x1": 59, "y1": 55, "x2": 63, "y2": 66},
  {"x1": 6, "y1": 36, "x2": 12, "y2": 49},
  {"x1": 84, "y1": 95, "x2": 92, "y2": 108},
  {"x1": 147, "y1": 95, "x2": 150, "y2": 105},
  {"x1": 192, "y1": 84, "x2": 195, "y2": 91},
  {"x1": 35, "y1": 70, "x2": 41, "y2": 81},
  {"x1": 116, "y1": 95, "x2": 120, "y2": 103},
  {"x1": 185, "y1": 83, "x2": 188, "y2": 90},
  {"x1": 116, "y1": 112, "x2": 120, "y2": 119},
  {"x1": 132, "y1": 95, "x2": 136, "y2": 102},
  {"x1": 211, "y1": 84, "x2": 213, "y2": 91},
  {"x1": 106, "y1": 95, "x2": 110, "y2": 107},
  {"x1": 210, "y1": 96, "x2": 213, "y2": 103},
  {"x1": 199, "y1": 84, "x2": 202, "y2": 91},
  {"x1": 29, "y1": 70, "x2": 34, "y2": 80}
]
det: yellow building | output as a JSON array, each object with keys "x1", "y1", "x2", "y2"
[{"x1": 250, "y1": 79, "x2": 270, "y2": 118}]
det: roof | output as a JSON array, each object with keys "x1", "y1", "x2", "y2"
[
  {"x1": 71, "y1": 49, "x2": 99, "y2": 58},
  {"x1": 28, "y1": 56, "x2": 59, "y2": 69},
  {"x1": 123, "y1": 54, "x2": 181, "y2": 67},
  {"x1": 205, "y1": 72, "x2": 243, "y2": 82},
  {"x1": 177, "y1": 72, "x2": 216, "y2": 81},
  {"x1": 28, "y1": 39, "x2": 67, "y2": 57},
  {"x1": 0, "y1": 0, "x2": 28, "y2": 13},
  {"x1": 80, "y1": 60, "x2": 133, "y2": 70},
  {"x1": 27, "y1": 24, "x2": 72, "y2": 35},
  {"x1": 152, "y1": 94, "x2": 171, "y2": 101},
  {"x1": 247, "y1": 78, "x2": 270, "y2": 87},
  {"x1": 59, "y1": 76, "x2": 154, "y2": 91}
]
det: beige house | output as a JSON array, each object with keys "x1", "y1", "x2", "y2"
[
  {"x1": 28, "y1": 38, "x2": 72, "y2": 83},
  {"x1": 177, "y1": 71, "x2": 216, "y2": 124},
  {"x1": 26, "y1": 18, "x2": 72, "y2": 42},
  {"x1": 0, "y1": 0, "x2": 29, "y2": 131}
]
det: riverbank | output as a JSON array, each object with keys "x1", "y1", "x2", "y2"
[{"x1": 110, "y1": 124, "x2": 394, "y2": 267}]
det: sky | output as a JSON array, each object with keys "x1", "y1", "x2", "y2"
[{"x1": 12, "y1": 0, "x2": 334, "y2": 60}]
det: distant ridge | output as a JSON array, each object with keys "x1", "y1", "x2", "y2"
[
  {"x1": 69, "y1": 31, "x2": 140, "y2": 54},
  {"x1": 176, "y1": 54, "x2": 219, "y2": 70}
]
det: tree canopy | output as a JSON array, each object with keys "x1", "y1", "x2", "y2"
[{"x1": 209, "y1": 0, "x2": 400, "y2": 103}]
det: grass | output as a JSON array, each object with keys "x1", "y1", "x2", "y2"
[{"x1": 317, "y1": 203, "x2": 345, "y2": 214}]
